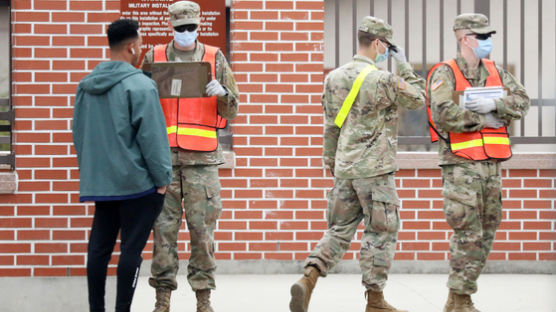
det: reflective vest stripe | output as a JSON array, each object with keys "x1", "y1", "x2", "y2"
[
  {"x1": 167, "y1": 126, "x2": 217, "y2": 138},
  {"x1": 450, "y1": 139, "x2": 483, "y2": 150},
  {"x1": 334, "y1": 64, "x2": 377, "y2": 128},
  {"x1": 483, "y1": 136, "x2": 510, "y2": 145}
]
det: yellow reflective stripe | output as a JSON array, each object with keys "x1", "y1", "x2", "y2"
[
  {"x1": 334, "y1": 64, "x2": 377, "y2": 128},
  {"x1": 483, "y1": 137, "x2": 510, "y2": 145},
  {"x1": 166, "y1": 126, "x2": 216, "y2": 138},
  {"x1": 167, "y1": 126, "x2": 177, "y2": 134},
  {"x1": 451, "y1": 139, "x2": 483, "y2": 150}
]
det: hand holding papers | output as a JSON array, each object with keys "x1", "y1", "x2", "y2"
[
  {"x1": 465, "y1": 95, "x2": 496, "y2": 113},
  {"x1": 460, "y1": 86, "x2": 505, "y2": 113}
]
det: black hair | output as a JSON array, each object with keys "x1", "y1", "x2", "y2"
[{"x1": 107, "y1": 19, "x2": 139, "y2": 49}]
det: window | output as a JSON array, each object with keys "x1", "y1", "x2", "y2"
[
  {"x1": 0, "y1": 0, "x2": 12, "y2": 170},
  {"x1": 324, "y1": 0, "x2": 556, "y2": 152}
]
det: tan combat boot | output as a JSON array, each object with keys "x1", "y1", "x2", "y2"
[
  {"x1": 152, "y1": 287, "x2": 171, "y2": 312},
  {"x1": 196, "y1": 289, "x2": 214, "y2": 312},
  {"x1": 365, "y1": 290, "x2": 407, "y2": 312},
  {"x1": 443, "y1": 289, "x2": 455, "y2": 312},
  {"x1": 289, "y1": 266, "x2": 320, "y2": 312},
  {"x1": 452, "y1": 293, "x2": 480, "y2": 312}
]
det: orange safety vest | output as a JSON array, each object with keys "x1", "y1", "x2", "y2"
[
  {"x1": 426, "y1": 59, "x2": 512, "y2": 161},
  {"x1": 154, "y1": 43, "x2": 227, "y2": 152}
]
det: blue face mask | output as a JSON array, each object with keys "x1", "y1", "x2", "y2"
[
  {"x1": 473, "y1": 38, "x2": 492, "y2": 59},
  {"x1": 174, "y1": 30, "x2": 198, "y2": 47},
  {"x1": 374, "y1": 41, "x2": 389, "y2": 63}
]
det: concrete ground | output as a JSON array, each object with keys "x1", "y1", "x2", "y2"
[
  {"x1": 2, "y1": 274, "x2": 555, "y2": 311},
  {"x1": 130, "y1": 274, "x2": 556, "y2": 312}
]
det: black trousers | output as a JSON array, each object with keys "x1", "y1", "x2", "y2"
[{"x1": 87, "y1": 192, "x2": 164, "y2": 312}]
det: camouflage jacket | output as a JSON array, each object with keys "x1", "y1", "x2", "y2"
[
  {"x1": 143, "y1": 40, "x2": 239, "y2": 166},
  {"x1": 322, "y1": 55, "x2": 425, "y2": 179},
  {"x1": 428, "y1": 54, "x2": 530, "y2": 165}
]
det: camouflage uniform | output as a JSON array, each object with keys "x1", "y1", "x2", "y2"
[
  {"x1": 305, "y1": 16, "x2": 425, "y2": 292},
  {"x1": 143, "y1": 1, "x2": 239, "y2": 292},
  {"x1": 428, "y1": 14, "x2": 529, "y2": 295}
]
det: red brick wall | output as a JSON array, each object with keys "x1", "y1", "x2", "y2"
[{"x1": 0, "y1": 0, "x2": 554, "y2": 277}]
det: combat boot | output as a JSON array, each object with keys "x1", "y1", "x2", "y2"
[
  {"x1": 452, "y1": 293, "x2": 480, "y2": 312},
  {"x1": 289, "y1": 266, "x2": 320, "y2": 312},
  {"x1": 365, "y1": 290, "x2": 407, "y2": 312},
  {"x1": 196, "y1": 289, "x2": 214, "y2": 312},
  {"x1": 152, "y1": 287, "x2": 171, "y2": 312},
  {"x1": 443, "y1": 289, "x2": 455, "y2": 312}
]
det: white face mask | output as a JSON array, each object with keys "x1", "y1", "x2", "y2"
[{"x1": 174, "y1": 30, "x2": 198, "y2": 47}]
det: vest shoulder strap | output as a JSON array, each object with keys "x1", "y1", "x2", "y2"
[
  {"x1": 482, "y1": 59, "x2": 503, "y2": 86},
  {"x1": 202, "y1": 44, "x2": 219, "y2": 77},
  {"x1": 153, "y1": 44, "x2": 168, "y2": 62},
  {"x1": 334, "y1": 64, "x2": 377, "y2": 128}
]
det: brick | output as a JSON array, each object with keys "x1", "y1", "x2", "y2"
[
  {"x1": 17, "y1": 255, "x2": 50, "y2": 265},
  {"x1": 53, "y1": 230, "x2": 85, "y2": 240},
  {"x1": 34, "y1": 0, "x2": 67, "y2": 10},
  {"x1": 53, "y1": 36, "x2": 85, "y2": 46},
  {"x1": 36, "y1": 243, "x2": 67, "y2": 253},
  {"x1": 218, "y1": 221, "x2": 247, "y2": 230},
  {"x1": 402, "y1": 221, "x2": 431, "y2": 230},
  {"x1": 508, "y1": 232, "x2": 537, "y2": 240},
  {"x1": 508, "y1": 253, "x2": 536, "y2": 260},
  {"x1": 539, "y1": 169, "x2": 556, "y2": 177},
  {"x1": 52, "y1": 255, "x2": 85, "y2": 266},
  {"x1": 14, "y1": 35, "x2": 50, "y2": 46},
  {"x1": 296, "y1": 1, "x2": 324, "y2": 10},
  {"x1": 249, "y1": 221, "x2": 277, "y2": 230},
  {"x1": 70, "y1": 1, "x2": 103, "y2": 10},
  {"x1": 0, "y1": 269, "x2": 31, "y2": 277},
  {"x1": 0, "y1": 243, "x2": 31, "y2": 253},
  {"x1": 218, "y1": 243, "x2": 246, "y2": 251},
  {"x1": 18, "y1": 230, "x2": 50, "y2": 240},
  {"x1": 523, "y1": 221, "x2": 552, "y2": 230},
  {"x1": 539, "y1": 189, "x2": 556, "y2": 198},
  {"x1": 265, "y1": 253, "x2": 293, "y2": 260},
  {"x1": 52, "y1": 12, "x2": 85, "y2": 22},
  {"x1": 15, "y1": 12, "x2": 49, "y2": 22},
  {"x1": 0, "y1": 218, "x2": 32, "y2": 228},
  {"x1": 35, "y1": 24, "x2": 67, "y2": 34},
  {"x1": 234, "y1": 253, "x2": 262, "y2": 260},
  {"x1": 266, "y1": 1, "x2": 293, "y2": 9}
]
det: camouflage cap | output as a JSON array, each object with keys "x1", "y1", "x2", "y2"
[
  {"x1": 168, "y1": 1, "x2": 201, "y2": 27},
  {"x1": 357, "y1": 16, "x2": 396, "y2": 47},
  {"x1": 453, "y1": 13, "x2": 496, "y2": 34}
]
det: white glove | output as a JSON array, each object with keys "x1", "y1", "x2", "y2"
[
  {"x1": 390, "y1": 46, "x2": 407, "y2": 63},
  {"x1": 206, "y1": 79, "x2": 227, "y2": 97},
  {"x1": 465, "y1": 95, "x2": 497, "y2": 114},
  {"x1": 484, "y1": 113, "x2": 504, "y2": 129}
]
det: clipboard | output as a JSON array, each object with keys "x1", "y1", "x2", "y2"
[
  {"x1": 453, "y1": 87, "x2": 510, "y2": 108},
  {"x1": 146, "y1": 62, "x2": 212, "y2": 98}
]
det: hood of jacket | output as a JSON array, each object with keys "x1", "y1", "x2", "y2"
[{"x1": 79, "y1": 61, "x2": 141, "y2": 95}]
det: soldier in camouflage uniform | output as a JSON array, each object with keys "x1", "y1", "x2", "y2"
[
  {"x1": 141, "y1": 2, "x2": 239, "y2": 312},
  {"x1": 428, "y1": 14, "x2": 529, "y2": 312},
  {"x1": 289, "y1": 16, "x2": 425, "y2": 312}
]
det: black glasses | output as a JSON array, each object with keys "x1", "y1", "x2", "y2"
[
  {"x1": 466, "y1": 33, "x2": 492, "y2": 40},
  {"x1": 174, "y1": 24, "x2": 197, "y2": 33}
]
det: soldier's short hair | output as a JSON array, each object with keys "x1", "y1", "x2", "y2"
[
  {"x1": 107, "y1": 19, "x2": 139, "y2": 50},
  {"x1": 358, "y1": 30, "x2": 380, "y2": 48}
]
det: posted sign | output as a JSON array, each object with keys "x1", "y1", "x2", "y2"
[{"x1": 120, "y1": 0, "x2": 227, "y2": 60}]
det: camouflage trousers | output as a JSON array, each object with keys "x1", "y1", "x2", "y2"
[
  {"x1": 442, "y1": 162, "x2": 502, "y2": 295},
  {"x1": 305, "y1": 173, "x2": 400, "y2": 292},
  {"x1": 149, "y1": 164, "x2": 222, "y2": 291}
]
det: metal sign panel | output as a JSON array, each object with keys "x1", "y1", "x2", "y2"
[{"x1": 120, "y1": 0, "x2": 227, "y2": 61}]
